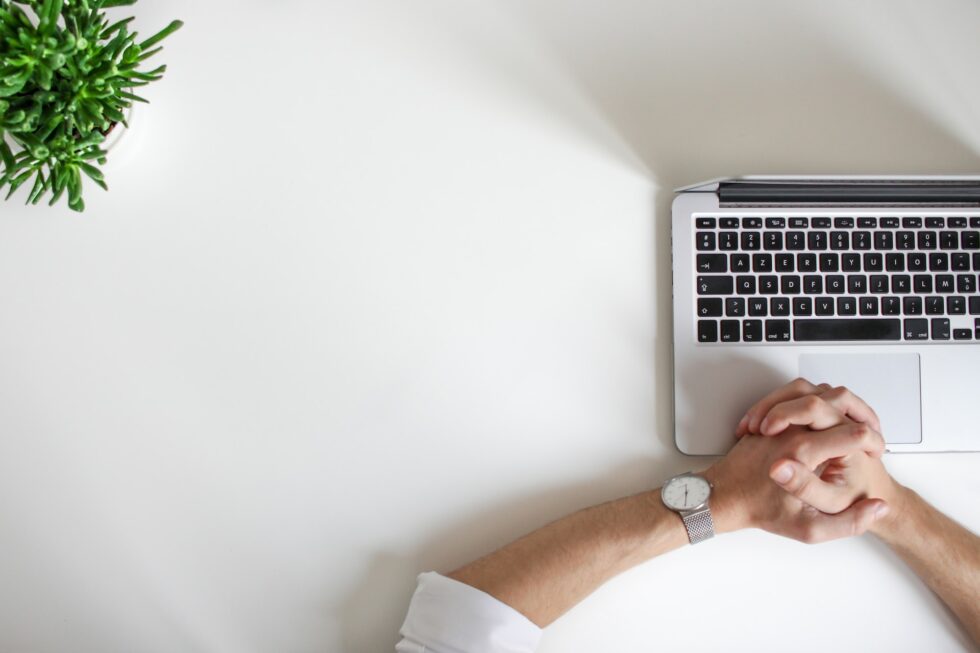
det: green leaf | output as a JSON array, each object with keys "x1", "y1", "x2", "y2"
[{"x1": 138, "y1": 19, "x2": 183, "y2": 51}]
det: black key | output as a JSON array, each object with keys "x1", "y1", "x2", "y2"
[
  {"x1": 837, "y1": 297, "x2": 857, "y2": 315},
  {"x1": 698, "y1": 320, "x2": 718, "y2": 342},
  {"x1": 848, "y1": 274, "x2": 867, "y2": 294},
  {"x1": 935, "y1": 275, "x2": 954, "y2": 293},
  {"x1": 697, "y1": 298, "x2": 723, "y2": 317},
  {"x1": 952, "y1": 253, "x2": 970, "y2": 271},
  {"x1": 775, "y1": 254, "x2": 795, "y2": 272},
  {"x1": 874, "y1": 231, "x2": 894, "y2": 250},
  {"x1": 819, "y1": 253, "x2": 839, "y2": 272},
  {"x1": 770, "y1": 297, "x2": 790, "y2": 316},
  {"x1": 903, "y1": 217, "x2": 922, "y2": 228},
  {"x1": 907, "y1": 253, "x2": 927, "y2": 271},
  {"x1": 743, "y1": 217, "x2": 763, "y2": 229},
  {"x1": 753, "y1": 254, "x2": 773, "y2": 272},
  {"x1": 896, "y1": 231, "x2": 915, "y2": 250},
  {"x1": 882, "y1": 296, "x2": 901, "y2": 315},
  {"x1": 697, "y1": 276, "x2": 733, "y2": 295},
  {"x1": 765, "y1": 217, "x2": 786, "y2": 229},
  {"x1": 780, "y1": 275, "x2": 801, "y2": 294},
  {"x1": 860, "y1": 296, "x2": 879, "y2": 315},
  {"x1": 863, "y1": 253, "x2": 883, "y2": 271},
  {"x1": 794, "y1": 318, "x2": 900, "y2": 341},
  {"x1": 736, "y1": 276, "x2": 756, "y2": 295},
  {"x1": 719, "y1": 231, "x2": 739, "y2": 250},
  {"x1": 948, "y1": 217, "x2": 967, "y2": 228},
  {"x1": 963, "y1": 231, "x2": 980, "y2": 249},
  {"x1": 741, "y1": 231, "x2": 761, "y2": 251},
  {"x1": 958, "y1": 274, "x2": 977, "y2": 293},
  {"x1": 929, "y1": 253, "x2": 949, "y2": 271},
  {"x1": 852, "y1": 231, "x2": 872, "y2": 250},
  {"x1": 870, "y1": 275, "x2": 889, "y2": 294},
  {"x1": 830, "y1": 231, "x2": 849, "y2": 250},
  {"x1": 763, "y1": 232, "x2": 783, "y2": 251},
  {"x1": 720, "y1": 319, "x2": 740, "y2": 342},
  {"x1": 885, "y1": 253, "x2": 905, "y2": 271},
  {"x1": 968, "y1": 296, "x2": 980, "y2": 315},
  {"x1": 804, "y1": 275, "x2": 823, "y2": 294},
  {"x1": 726, "y1": 297, "x2": 746, "y2": 317},
  {"x1": 696, "y1": 254, "x2": 728, "y2": 273},
  {"x1": 743, "y1": 319, "x2": 763, "y2": 342},
  {"x1": 903, "y1": 318, "x2": 929, "y2": 340},
  {"x1": 954, "y1": 328, "x2": 972, "y2": 341},
  {"x1": 926, "y1": 217, "x2": 945, "y2": 229},
  {"x1": 842, "y1": 253, "x2": 861, "y2": 272},
  {"x1": 696, "y1": 232, "x2": 716, "y2": 251},
  {"x1": 858, "y1": 217, "x2": 878, "y2": 228},
  {"x1": 765, "y1": 319, "x2": 791, "y2": 342},
  {"x1": 758, "y1": 275, "x2": 779, "y2": 295},
  {"x1": 786, "y1": 231, "x2": 806, "y2": 250},
  {"x1": 815, "y1": 297, "x2": 835, "y2": 316},
  {"x1": 913, "y1": 274, "x2": 933, "y2": 294},
  {"x1": 972, "y1": 217, "x2": 980, "y2": 228},
  {"x1": 826, "y1": 275, "x2": 845, "y2": 294},
  {"x1": 797, "y1": 253, "x2": 817, "y2": 272},
  {"x1": 793, "y1": 297, "x2": 813, "y2": 316},
  {"x1": 748, "y1": 298, "x2": 768, "y2": 316},
  {"x1": 977, "y1": 318, "x2": 980, "y2": 340},
  {"x1": 834, "y1": 217, "x2": 854, "y2": 229},
  {"x1": 881, "y1": 217, "x2": 900, "y2": 228},
  {"x1": 975, "y1": 253, "x2": 980, "y2": 271},
  {"x1": 947, "y1": 296, "x2": 966, "y2": 315},
  {"x1": 892, "y1": 275, "x2": 911, "y2": 293},
  {"x1": 720, "y1": 217, "x2": 740, "y2": 229},
  {"x1": 925, "y1": 296, "x2": 944, "y2": 315},
  {"x1": 931, "y1": 318, "x2": 950, "y2": 341},
  {"x1": 808, "y1": 231, "x2": 828, "y2": 250},
  {"x1": 917, "y1": 231, "x2": 937, "y2": 250},
  {"x1": 789, "y1": 217, "x2": 808, "y2": 228},
  {"x1": 730, "y1": 254, "x2": 750, "y2": 272},
  {"x1": 940, "y1": 231, "x2": 959, "y2": 250},
  {"x1": 696, "y1": 217, "x2": 717, "y2": 229},
  {"x1": 903, "y1": 296, "x2": 923, "y2": 316},
  {"x1": 812, "y1": 217, "x2": 832, "y2": 228}
]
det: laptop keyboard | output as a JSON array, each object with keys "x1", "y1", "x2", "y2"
[{"x1": 693, "y1": 215, "x2": 980, "y2": 344}]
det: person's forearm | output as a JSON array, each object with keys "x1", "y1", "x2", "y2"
[
  {"x1": 447, "y1": 489, "x2": 688, "y2": 627},
  {"x1": 872, "y1": 486, "x2": 980, "y2": 645}
]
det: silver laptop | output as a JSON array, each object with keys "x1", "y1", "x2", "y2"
[{"x1": 671, "y1": 176, "x2": 980, "y2": 454}]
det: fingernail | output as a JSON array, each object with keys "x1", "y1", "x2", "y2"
[
  {"x1": 736, "y1": 414, "x2": 748, "y2": 431},
  {"x1": 771, "y1": 463, "x2": 793, "y2": 483},
  {"x1": 874, "y1": 503, "x2": 890, "y2": 520},
  {"x1": 759, "y1": 417, "x2": 769, "y2": 433}
]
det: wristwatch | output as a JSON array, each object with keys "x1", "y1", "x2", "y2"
[{"x1": 661, "y1": 472, "x2": 715, "y2": 544}]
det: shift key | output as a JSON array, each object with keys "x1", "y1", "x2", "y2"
[{"x1": 697, "y1": 276, "x2": 734, "y2": 295}]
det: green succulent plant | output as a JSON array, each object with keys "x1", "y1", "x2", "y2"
[{"x1": 0, "y1": 0, "x2": 181, "y2": 211}]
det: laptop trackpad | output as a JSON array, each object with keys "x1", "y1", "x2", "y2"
[{"x1": 798, "y1": 353, "x2": 922, "y2": 444}]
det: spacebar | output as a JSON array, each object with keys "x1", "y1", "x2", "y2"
[{"x1": 794, "y1": 319, "x2": 901, "y2": 341}]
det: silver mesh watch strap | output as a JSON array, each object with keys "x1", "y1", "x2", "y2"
[{"x1": 681, "y1": 509, "x2": 715, "y2": 544}]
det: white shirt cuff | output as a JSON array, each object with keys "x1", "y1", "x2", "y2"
[{"x1": 396, "y1": 572, "x2": 543, "y2": 653}]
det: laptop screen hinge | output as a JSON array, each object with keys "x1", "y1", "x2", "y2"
[{"x1": 718, "y1": 180, "x2": 980, "y2": 207}]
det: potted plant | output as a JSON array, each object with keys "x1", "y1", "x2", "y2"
[{"x1": 0, "y1": 0, "x2": 182, "y2": 211}]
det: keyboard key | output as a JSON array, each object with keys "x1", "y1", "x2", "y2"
[
  {"x1": 696, "y1": 217, "x2": 717, "y2": 229},
  {"x1": 741, "y1": 231, "x2": 761, "y2": 251},
  {"x1": 812, "y1": 217, "x2": 831, "y2": 228},
  {"x1": 797, "y1": 253, "x2": 817, "y2": 272},
  {"x1": 697, "y1": 232, "x2": 716, "y2": 250},
  {"x1": 730, "y1": 253, "x2": 750, "y2": 272},
  {"x1": 786, "y1": 231, "x2": 806, "y2": 250},
  {"x1": 770, "y1": 297, "x2": 790, "y2": 316},
  {"x1": 948, "y1": 217, "x2": 968, "y2": 228},
  {"x1": 935, "y1": 275, "x2": 954, "y2": 293},
  {"x1": 780, "y1": 275, "x2": 801, "y2": 294},
  {"x1": 925, "y1": 217, "x2": 945, "y2": 229},
  {"x1": 880, "y1": 217, "x2": 900, "y2": 228},
  {"x1": 917, "y1": 231, "x2": 937, "y2": 250},
  {"x1": 775, "y1": 254, "x2": 795, "y2": 272},
  {"x1": 903, "y1": 296, "x2": 923, "y2": 316},
  {"x1": 947, "y1": 296, "x2": 966, "y2": 315},
  {"x1": 958, "y1": 274, "x2": 976, "y2": 293},
  {"x1": 743, "y1": 319, "x2": 763, "y2": 342},
  {"x1": 830, "y1": 231, "x2": 849, "y2": 250},
  {"x1": 819, "y1": 253, "x2": 839, "y2": 272},
  {"x1": 975, "y1": 253, "x2": 980, "y2": 271},
  {"x1": 816, "y1": 297, "x2": 835, "y2": 316},
  {"x1": 892, "y1": 275, "x2": 911, "y2": 293},
  {"x1": 858, "y1": 217, "x2": 878, "y2": 228},
  {"x1": 885, "y1": 253, "x2": 904, "y2": 271},
  {"x1": 834, "y1": 217, "x2": 854, "y2": 229},
  {"x1": 696, "y1": 254, "x2": 727, "y2": 273},
  {"x1": 697, "y1": 276, "x2": 733, "y2": 295},
  {"x1": 875, "y1": 231, "x2": 894, "y2": 250},
  {"x1": 753, "y1": 253, "x2": 773, "y2": 272},
  {"x1": 720, "y1": 217, "x2": 740, "y2": 229},
  {"x1": 963, "y1": 231, "x2": 980, "y2": 249},
  {"x1": 907, "y1": 253, "x2": 927, "y2": 271},
  {"x1": 929, "y1": 253, "x2": 949, "y2": 271},
  {"x1": 952, "y1": 253, "x2": 970, "y2": 270},
  {"x1": 903, "y1": 318, "x2": 929, "y2": 340},
  {"x1": 765, "y1": 217, "x2": 786, "y2": 229},
  {"x1": 697, "y1": 298, "x2": 723, "y2": 317},
  {"x1": 977, "y1": 318, "x2": 980, "y2": 340},
  {"x1": 902, "y1": 217, "x2": 922, "y2": 228},
  {"x1": 896, "y1": 231, "x2": 915, "y2": 250},
  {"x1": 765, "y1": 319, "x2": 791, "y2": 342},
  {"x1": 719, "y1": 231, "x2": 738, "y2": 250},
  {"x1": 940, "y1": 231, "x2": 959, "y2": 250},
  {"x1": 970, "y1": 296, "x2": 980, "y2": 315},
  {"x1": 742, "y1": 217, "x2": 763, "y2": 229},
  {"x1": 931, "y1": 318, "x2": 950, "y2": 340},
  {"x1": 736, "y1": 276, "x2": 756, "y2": 295},
  {"x1": 972, "y1": 218, "x2": 980, "y2": 228},
  {"x1": 863, "y1": 253, "x2": 883, "y2": 271},
  {"x1": 794, "y1": 318, "x2": 900, "y2": 341},
  {"x1": 870, "y1": 275, "x2": 889, "y2": 294},
  {"x1": 749, "y1": 298, "x2": 768, "y2": 316},
  {"x1": 848, "y1": 275, "x2": 867, "y2": 294},
  {"x1": 720, "y1": 319, "x2": 740, "y2": 342},
  {"x1": 763, "y1": 232, "x2": 783, "y2": 251},
  {"x1": 925, "y1": 296, "x2": 944, "y2": 315},
  {"x1": 758, "y1": 275, "x2": 779, "y2": 295},
  {"x1": 913, "y1": 274, "x2": 933, "y2": 294},
  {"x1": 698, "y1": 320, "x2": 718, "y2": 342},
  {"x1": 825, "y1": 275, "x2": 845, "y2": 294},
  {"x1": 793, "y1": 297, "x2": 813, "y2": 316},
  {"x1": 953, "y1": 328, "x2": 972, "y2": 340},
  {"x1": 842, "y1": 253, "x2": 861, "y2": 272},
  {"x1": 837, "y1": 297, "x2": 857, "y2": 315},
  {"x1": 808, "y1": 231, "x2": 828, "y2": 250},
  {"x1": 789, "y1": 217, "x2": 808, "y2": 228},
  {"x1": 882, "y1": 296, "x2": 901, "y2": 315},
  {"x1": 726, "y1": 297, "x2": 746, "y2": 317},
  {"x1": 804, "y1": 275, "x2": 823, "y2": 294},
  {"x1": 852, "y1": 231, "x2": 872, "y2": 250},
  {"x1": 860, "y1": 296, "x2": 879, "y2": 315}
]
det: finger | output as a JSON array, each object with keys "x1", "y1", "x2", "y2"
[
  {"x1": 769, "y1": 458, "x2": 854, "y2": 513},
  {"x1": 759, "y1": 394, "x2": 848, "y2": 436},
  {"x1": 784, "y1": 422, "x2": 886, "y2": 468},
  {"x1": 794, "y1": 498, "x2": 889, "y2": 544},
  {"x1": 817, "y1": 385, "x2": 882, "y2": 437},
  {"x1": 736, "y1": 377, "x2": 821, "y2": 437}
]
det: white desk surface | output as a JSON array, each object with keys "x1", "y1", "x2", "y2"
[{"x1": 2, "y1": 1, "x2": 979, "y2": 651}]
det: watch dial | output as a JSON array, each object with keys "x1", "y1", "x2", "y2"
[{"x1": 662, "y1": 476, "x2": 710, "y2": 510}]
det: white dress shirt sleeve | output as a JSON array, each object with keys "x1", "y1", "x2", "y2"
[{"x1": 395, "y1": 572, "x2": 543, "y2": 653}]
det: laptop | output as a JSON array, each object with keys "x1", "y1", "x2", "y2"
[{"x1": 671, "y1": 176, "x2": 980, "y2": 454}]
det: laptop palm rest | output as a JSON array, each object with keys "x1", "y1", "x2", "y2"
[{"x1": 798, "y1": 353, "x2": 922, "y2": 445}]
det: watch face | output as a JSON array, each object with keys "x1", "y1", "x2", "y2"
[{"x1": 662, "y1": 475, "x2": 711, "y2": 511}]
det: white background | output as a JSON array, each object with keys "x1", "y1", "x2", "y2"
[{"x1": 1, "y1": 1, "x2": 979, "y2": 651}]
